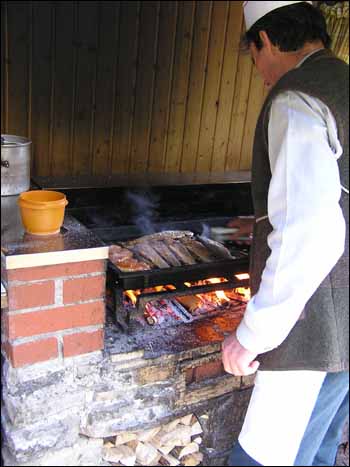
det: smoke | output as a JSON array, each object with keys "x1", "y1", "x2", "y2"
[
  {"x1": 201, "y1": 223, "x2": 211, "y2": 238},
  {"x1": 126, "y1": 190, "x2": 159, "y2": 235}
]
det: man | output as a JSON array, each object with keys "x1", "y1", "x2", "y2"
[{"x1": 222, "y1": 2, "x2": 349, "y2": 466}]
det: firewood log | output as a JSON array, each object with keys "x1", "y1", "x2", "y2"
[
  {"x1": 137, "y1": 426, "x2": 161, "y2": 442},
  {"x1": 190, "y1": 421, "x2": 203, "y2": 436},
  {"x1": 182, "y1": 452, "x2": 204, "y2": 466},
  {"x1": 102, "y1": 445, "x2": 136, "y2": 466},
  {"x1": 135, "y1": 441, "x2": 161, "y2": 466},
  {"x1": 178, "y1": 442, "x2": 199, "y2": 459},
  {"x1": 115, "y1": 431, "x2": 137, "y2": 446},
  {"x1": 179, "y1": 414, "x2": 193, "y2": 426}
]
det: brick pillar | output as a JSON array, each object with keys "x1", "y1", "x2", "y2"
[{"x1": 1, "y1": 259, "x2": 106, "y2": 368}]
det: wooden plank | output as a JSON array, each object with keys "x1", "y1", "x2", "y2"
[
  {"x1": 92, "y1": 2, "x2": 120, "y2": 175},
  {"x1": 31, "y1": 1, "x2": 53, "y2": 176},
  {"x1": 148, "y1": 1, "x2": 178, "y2": 172},
  {"x1": 211, "y1": 1, "x2": 243, "y2": 172},
  {"x1": 7, "y1": 1, "x2": 29, "y2": 137},
  {"x1": 225, "y1": 48, "x2": 253, "y2": 170},
  {"x1": 239, "y1": 64, "x2": 265, "y2": 169},
  {"x1": 51, "y1": 1, "x2": 75, "y2": 176},
  {"x1": 1, "y1": 1, "x2": 8, "y2": 133},
  {"x1": 164, "y1": 1, "x2": 196, "y2": 172},
  {"x1": 180, "y1": 1, "x2": 212, "y2": 173},
  {"x1": 111, "y1": 1, "x2": 140, "y2": 173},
  {"x1": 129, "y1": 1, "x2": 159, "y2": 173},
  {"x1": 72, "y1": 1, "x2": 98, "y2": 175},
  {"x1": 196, "y1": 1, "x2": 228, "y2": 172}
]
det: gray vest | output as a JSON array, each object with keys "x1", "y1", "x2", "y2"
[{"x1": 250, "y1": 49, "x2": 349, "y2": 371}]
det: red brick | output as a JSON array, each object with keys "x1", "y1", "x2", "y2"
[
  {"x1": 8, "y1": 282, "x2": 55, "y2": 311},
  {"x1": 63, "y1": 329, "x2": 104, "y2": 357},
  {"x1": 63, "y1": 275, "x2": 105, "y2": 304},
  {"x1": 3, "y1": 338, "x2": 58, "y2": 368},
  {"x1": 2, "y1": 313, "x2": 9, "y2": 339},
  {"x1": 7, "y1": 301, "x2": 105, "y2": 339},
  {"x1": 7, "y1": 260, "x2": 106, "y2": 282},
  {"x1": 194, "y1": 360, "x2": 225, "y2": 383}
]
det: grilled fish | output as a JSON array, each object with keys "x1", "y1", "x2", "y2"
[
  {"x1": 123, "y1": 230, "x2": 194, "y2": 247},
  {"x1": 179, "y1": 237, "x2": 214, "y2": 263},
  {"x1": 131, "y1": 242, "x2": 170, "y2": 269},
  {"x1": 114, "y1": 258, "x2": 151, "y2": 272},
  {"x1": 197, "y1": 235, "x2": 234, "y2": 260},
  {"x1": 164, "y1": 239, "x2": 197, "y2": 265},
  {"x1": 150, "y1": 240, "x2": 182, "y2": 267}
]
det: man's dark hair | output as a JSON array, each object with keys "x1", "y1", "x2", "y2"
[{"x1": 242, "y1": 2, "x2": 331, "y2": 52}]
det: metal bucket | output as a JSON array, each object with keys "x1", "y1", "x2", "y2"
[{"x1": 1, "y1": 134, "x2": 31, "y2": 196}]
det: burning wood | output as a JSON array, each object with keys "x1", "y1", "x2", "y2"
[
  {"x1": 102, "y1": 414, "x2": 204, "y2": 466},
  {"x1": 124, "y1": 276, "x2": 250, "y2": 327}
]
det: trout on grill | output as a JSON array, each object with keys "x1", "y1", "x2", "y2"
[
  {"x1": 109, "y1": 244, "x2": 133, "y2": 262},
  {"x1": 114, "y1": 258, "x2": 151, "y2": 272},
  {"x1": 150, "y1": 240, "x2": 182, "y2": 267},
  {"x1": 123, "y1": 230, "x2": 194, "y2": 247},
  {"x1": 131, "y1": 243, "x2": 170, "y2": 269},
  {"x1": 198, "y1": 235, "x2": 234, "y2": 259},
  {"x1": 164, "y1": 239, "x2": 197, "y2": 265},
  {"x1": 179, "y1": 237, "x2": 214, "y2": 263}
]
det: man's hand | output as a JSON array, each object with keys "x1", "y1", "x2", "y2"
[
  {"x1": 227, "y1": 217, "x2": 254, "y2": 245},
  {"x1": 222, "y1": 332, "x2": 260, "y2": 376}
]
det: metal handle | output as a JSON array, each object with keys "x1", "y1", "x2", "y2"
[{"x1": 1, "y1": 160, "x2": 9, "y2": 168}]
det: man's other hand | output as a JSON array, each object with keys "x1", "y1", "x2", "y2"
[
  {"x1": 222, "y1": 332, "x2": 260, "y2": 376},
  {"x1": 227, "y1": 217, "x2": 254, "y2": 245}
]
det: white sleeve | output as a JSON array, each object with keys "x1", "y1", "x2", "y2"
[{"x1": 236, "y1": 91, "x2": 346, "y2": 354}]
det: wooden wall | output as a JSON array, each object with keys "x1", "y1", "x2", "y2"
[{"x1": 1, "y1": 1, "x2": 267, "y2": 177}]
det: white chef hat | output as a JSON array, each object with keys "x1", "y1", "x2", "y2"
[{"x1": 243, "y1": 1, "x2": 313, "y2": 30}]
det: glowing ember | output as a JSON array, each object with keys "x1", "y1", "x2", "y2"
[
  {"x1": 215, "y1": 290, "x2": 230, "y2": 302},
  {"x1": 123, "y1": 275, "x2": 251, "y2": 325}
]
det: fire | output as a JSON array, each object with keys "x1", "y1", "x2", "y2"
[
  {"x1": 125, "y1": 289, "x2": 139, "y2": 305},
  {"x1": 235, "y1": 287, "x2": 251, "y2": 301},
  {"x1": 123, "y1": 274, "x2": 251, "y2": 325},
  {"x1": 235, "y1": 273, "x2": 250, "y2": 280},
  {"x1": 207, "y1": 278, "x2": 230, "y2": 302}
]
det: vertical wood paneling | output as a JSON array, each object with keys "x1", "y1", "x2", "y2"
[
  {"x1": 225, "y1": 27, "x2": 253, "y2": 169},
  {"x1": 196, "y1": 1, "x2": 228, "y2": 172},
  {"x1": 51, "y1": 2, "x2": 75, "y2": 176},
  {"x1": 3, "y1": 1, "x2": 268, "y2": 176},
  {"x1": 1, "y1": 1, "x2": 8, "y2": 133},
  {"x1": 164, "y1": 1, "x2": 196, "y2": 172},
  {"x1": 148, "y1": 1, "x2": 178, "y2": 172},
  {"x1": 31, "y1": 1, "x2": 52, "y2": 176},
  {"x1": 72, "y1": 1, "x2": 99, "y2": 175},
  {"x1": 211, "y1": 1, "x2": 242, "y2": 172},
  {"x1": 180, "y1": 1, "x2": 212, "y2": 173},
  {"x1": 92, "y1": 2, "x2": 120, "y2": 175},
  {"x1": 129, "y1": 1, "x2": 159, "y2": 173},
  {"x1": 111, "y1": 1, "x2": 140, "y2": 173},
  {"x1": 7, "y1": 1, "x2": 29, "y2": 136}
]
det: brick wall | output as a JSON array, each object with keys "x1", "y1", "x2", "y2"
[{"x1": 1, "y1": 259, "x2": 106, "y2": 367}]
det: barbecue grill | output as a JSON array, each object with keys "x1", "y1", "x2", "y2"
[{"x1": 32, "y1": 178, "x2": 253, "y2": 332}]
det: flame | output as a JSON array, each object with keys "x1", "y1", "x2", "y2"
[
  {"x1": 125, "y1": 289, "x2": 139, "y2": 305},
  {"x1": 124, "y1": 275, "x2": 251, "y2": 324},
  {"x1": 207, "y1": 278, "x2": 230, "y2": 302},
  {"x1": 235, "y1": 287, "x2": 251, "y2": 301},
  {"x1": 235, "y1": 273, "x2": 250, "y2": 280}
]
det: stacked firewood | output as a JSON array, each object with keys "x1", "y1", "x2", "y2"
[{"x1": 102, "y1": 414, "x2": 204, "y2": 466}]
